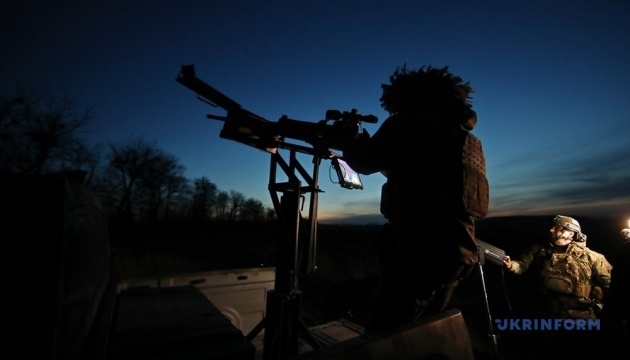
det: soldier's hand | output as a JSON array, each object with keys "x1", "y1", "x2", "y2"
[
  {"x1": 503, "y1": 255, "x2": 512, "y2": 269},
  {"x1": 458, "y1": 245, "x2": 478, "y2": 266},
  {"x1": 590, "y1": 286, "x2": 604, "y2": 301}
]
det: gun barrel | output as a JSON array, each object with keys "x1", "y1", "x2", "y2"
[{"x1": 176, "y1": 65, "x2": 242, "y2": 112}]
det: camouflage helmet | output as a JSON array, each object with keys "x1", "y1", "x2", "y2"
[{"x1": 553, "y1": 215, "x2": 581, "y2": 233}]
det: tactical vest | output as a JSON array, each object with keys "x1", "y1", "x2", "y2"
[
  {"x1": 460, "y1": 132, "x2": 489, "y2": 219},
  {"x1": 541, "y1": 244, "x2": 593, "y2": 298},
  {"x1": 379, "y1": 129, "x2": 489, "y2": 221}
]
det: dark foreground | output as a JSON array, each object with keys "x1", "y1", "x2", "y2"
[
  {"x1": 108, "y1": 216, "x2": 628, "y2": 359},
  {"x1": 6, "y1": 198, "x2": 628, "y2": 359}
]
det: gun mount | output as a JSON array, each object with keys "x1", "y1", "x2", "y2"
[{"x1": 176, "y1": 64, "x2": 377, "y2": 360}]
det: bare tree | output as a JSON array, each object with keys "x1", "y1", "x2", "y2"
[
  {"x1": 59, "y1": 141, "x2": 103, "y2": 184},
  {"x1": 98, "y1": 137, "x2": 187, "y2": 221},
  {"x1": 164, "y1": 180, "x2": 193, "y2": 219},
  {"x1": 0, "y1": 89, "x2": 94, "y2": 175},
  {"x1": 139, "y1": 151, "x2": 187, "y2": 221},
  {"x1": 215, "y1": 191, "x2": 229, "y2": 220},
  {"x1": 265, "y1": 207, "x2": 276, "y2": 222},
  {"x1": 228, "y1": 190, "x2": 245, "y2": 221},
  {"x1": 162, "y1": 169, "x2": 189, "y2": 220},
  {"x1": 241, "y1": 198, "x2": 266, "y2": 222},
  {"x1": 98, "y1": 138, "x2": 152, "y2": 220},
  {"x1": 190, "y1": 176, "x2": 218, "y2": 220}
]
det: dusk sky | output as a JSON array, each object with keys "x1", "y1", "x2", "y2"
[{"x1": 2, "y1": 1, "x2": 629, "y2": 224}]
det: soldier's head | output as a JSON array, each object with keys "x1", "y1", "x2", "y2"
[
  {"x1": 550, "y1": 215, "x2": 582, "y2": 246},
  {"x1": 379, "y1": 65, "x2": 476, "y2": 129}
]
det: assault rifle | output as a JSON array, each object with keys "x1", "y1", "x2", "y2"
[{"x1": 176, "y1": 64, "x2": 377, "y2": 154}]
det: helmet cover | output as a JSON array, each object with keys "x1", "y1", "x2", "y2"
[{"x1": 553, "y1": 215, "x2": 581, "y2": 233}]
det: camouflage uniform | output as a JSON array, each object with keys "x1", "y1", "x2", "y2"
[{"x1": 508, "y1": 241, "x2": 612, "y2": 320}]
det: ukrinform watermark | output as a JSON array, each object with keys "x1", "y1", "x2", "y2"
[{"x1": 495, "y1": 318, "x2": 600, "y2": 331}]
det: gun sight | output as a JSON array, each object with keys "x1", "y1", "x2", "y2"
[{"x1": 326, "y1": 109, "x2": 378, "y2": 124}]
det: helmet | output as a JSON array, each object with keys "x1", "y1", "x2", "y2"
[{"x1": 553, "y1": 215, "x2": 581, "y2": 233}]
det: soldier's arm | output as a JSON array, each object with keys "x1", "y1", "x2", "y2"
[
  {"x1": 591, "y1": 254, "x2": 612, "y2": 289},
  {"x1": 589, "y1": 253, "x2": 612, "y2": 302},
  {"x1": 506, "y1": 243, "x2": 540, "y2": 275},
  {"x1": 342, "y1": 115, "x2": 400, "y2": 175}
]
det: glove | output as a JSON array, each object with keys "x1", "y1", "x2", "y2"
[{"x1": 590, "y1": 286, "x2": 604, "y2": 301}]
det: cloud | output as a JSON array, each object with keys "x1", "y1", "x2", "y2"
[
  {"x1": 490, "y1": 136, "x2": 630, "y2": 217},
  {"x1": 325, "y1": 139, "x2": 630, "y2": 220}
]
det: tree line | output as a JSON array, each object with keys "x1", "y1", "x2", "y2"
[{"x1": 0, "y1": 89, "x2": 275, "y2": 223}]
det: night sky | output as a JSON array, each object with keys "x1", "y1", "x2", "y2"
[{"x1": 2, "y1": 1, "x2": 629, "y2": 223}]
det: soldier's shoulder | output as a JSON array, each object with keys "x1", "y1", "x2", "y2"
[
  {"x1": 583, "y1": 246, "x2": 605, "y2": 257},
  {"x1": 583, "y1": 246, "x2": 611, "y2": 265}
]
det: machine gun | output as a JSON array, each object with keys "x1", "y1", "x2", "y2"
[
  {"x1": 176, "y1": 64, "x2": 377, "y2": 360},
  {"x1": 176, "y1": 64, "x2": 376, "y2": 155}
]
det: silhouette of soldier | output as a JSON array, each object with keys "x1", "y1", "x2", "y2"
[{"x1": 342, "y1": 65, "x2": 488, "y2": 333}]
